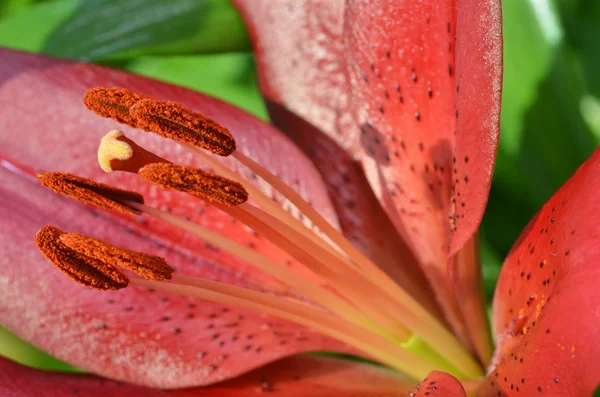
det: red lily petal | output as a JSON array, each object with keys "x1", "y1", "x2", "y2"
[
  {"x1": 343, "y1": 0, "x2": 502, "y2": 349},
  {"x1": 0, "y1": 48, "x2": 351, "y2": 388},
  {"x1": 231, "y1": 0, "x2": 359, "y2": 153},
  {"x1": 408, "y1": 371, "x2": 466, "y2": 396},
  {"x1": 0, "y1": 355, "x2": 413, "y2": 396},
  {"x1": 480, "y1": 149, "x2": 600, "y2": 396},
  {"x1": 232, "y1": 0, "x2": 440, "y2": 315}
]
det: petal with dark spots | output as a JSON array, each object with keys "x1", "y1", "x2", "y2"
[
  {"x1": 0, "y1": 355, "x2": 413, "y2": 396},
  {"x1": 408, "y1": 371, "x2": 466, "y2": 396},
  {"x1": 0, "y1": 48, "x2": 352, "y2": 388},
  {"x1": 344, "y1": 0, "x2": 463, "y2": 345},
  {"x1": 343, "y1": 0, "x2": 502, "y2": 356},
  {"x1": 481, "y1": 149, "x2": 600, "y2": 397}
]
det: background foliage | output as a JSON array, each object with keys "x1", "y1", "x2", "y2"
[{"x1": 0, "y1": 0, "x2": 598, "y2": 379}]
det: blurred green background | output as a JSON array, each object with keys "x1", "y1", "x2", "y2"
[{"x1": 0, "y1": 0, "x2": 598, "y2": 377}]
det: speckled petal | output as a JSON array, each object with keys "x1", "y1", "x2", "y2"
[
  {"x1": 479, "y1": 149, "x2": 600, "y2": 397},
  {"x1": 343, "y1": 0, "x2": 502, "y2": 351}
]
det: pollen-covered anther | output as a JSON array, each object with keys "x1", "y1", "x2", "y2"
[
  {"x1": 98, "y1": 130, "x2": 170, "y2": 173},
  {"x1": 83, "y1": 87, "x2": 145, "y2": 128},
  {"x1": 36, "y1": 172, "x2": 144, "y2": 215},
  {"x1": 60, "y1": 233, "x2": 173, "y2": 281},
  {"x1": 130, "y1": 98, "x2": 236, "y2": 156},
  {"x1": 34, "y1": 225, "x2": 128, "y2": 290},
  {"x1": 138, "y1": 163, "x2": 248, "y2": 206}
]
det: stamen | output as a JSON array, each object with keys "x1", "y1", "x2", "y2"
[
  {"x1": 83, "y1": 87, "x2": 145, "y2": 128},
  {"x1": 34, "y1": 225, "x2": 128, "y2": 290},
  {"x1": 37, "y1": 172, "x2": 143, "y2": 215},
  {"x1": 60, "y1": 232, "x2": 173, "y2": 281},
  {"x1": 138, "y1": 163, "x2": 248, "y2": 206},
  {"x1": 98, "y1": 130, "x2": 170, "y2": 173},
  {"x1": 129, "y1": 98, "x2": 235, "y2": 156}
]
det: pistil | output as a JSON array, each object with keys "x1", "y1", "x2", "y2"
[{"x1": 98, "y1": 130, "x2": 169, "y2": 173}]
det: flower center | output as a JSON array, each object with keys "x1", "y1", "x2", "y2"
[{"x1": 32, "y1": 87, "x2": 484, "y2": 382}]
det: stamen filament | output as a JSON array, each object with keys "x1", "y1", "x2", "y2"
[
  {"x1": 129, "y1": 201, "x2": 396, "y2": 340},
  {"x1": 225, "y1": 202, "x2": 483, "y2": 377},
  {"x1": 220, "y1": 203, "x2": 414, "y2": 343},
  {"x1": 130, "y1": 275, "x2": 437, "y2": 380}
]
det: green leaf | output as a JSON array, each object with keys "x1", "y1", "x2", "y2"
[
  {"x1": 41, "y1": 0, "x2": 250, "y2": 61},
  {"x1": 561, "y1": 0, "x2": 600, "y2": 98},
  {"x1": 0, "y1": 0, "x2": 76, "y2": 52},
  {"x1": 0, "y1": 0, "x2": 36, "y2": 17},
  {"x1": 580, "y1": 95, "x2": 600, "y2": 144},
  {"x1": 124, "y1": 53, "x2": 268, "y2": 119},
  {"x1": 500, "y1": 0, "x2": 562, "y2": 155},
  {"x1": 479, "y1": 236, "x2": 502, "y2": 303}
]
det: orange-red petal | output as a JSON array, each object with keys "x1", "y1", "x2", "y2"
[{"x1": 481, "y1": 149, "x2": 600, "y2": 396}]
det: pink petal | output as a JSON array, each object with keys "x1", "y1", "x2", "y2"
[
  {"x1": 232, "y1": 0, "x2": 440, "y2": 315},
  {"x1": 231, "y1": 0, "x2": 359, "y2": 153},
  {"x1": 408, "y1": 371, "x2": 466, "y2": 396},
  {"x1": 0, "y1": 355, "x2": 413, "y2": 396},
  {"x1": 343, "y1": 0, "x2": 502, "y2": 350},
  {"x1": 481, "y1": 149, "x2": 600, "y2": 396},
  {"x1": 0, "y1": 48, "x2": 351, "y2": 388}
]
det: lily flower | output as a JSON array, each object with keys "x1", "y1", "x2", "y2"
[{"x1": 0, "y1": 1, "x2": 598, "y2": 396}]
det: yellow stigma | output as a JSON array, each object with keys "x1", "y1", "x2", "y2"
[{"x1": 98, "y1": 130, "x2": 133, "y2": 173}]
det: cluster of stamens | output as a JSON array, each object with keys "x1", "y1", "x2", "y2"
[{"x1": 32, "y1": 87, "x2": 485, "y2": 382}]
